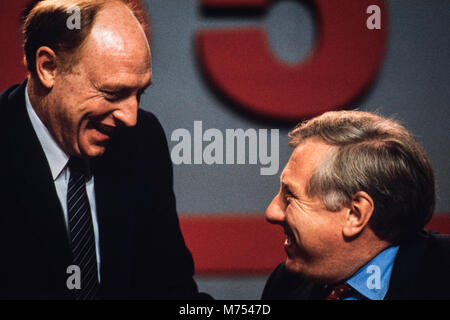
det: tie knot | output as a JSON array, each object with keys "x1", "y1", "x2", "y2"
[
  {"x1": 68, "y1": 157, "x2": 89, "y2": 176},
  {"x1": 326, "y1": 283, "x2": 354, "y2": 300}
]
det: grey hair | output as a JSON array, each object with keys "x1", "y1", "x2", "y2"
[{"x1": 289, "y1": 110, "x2": 435, "y2": 243}]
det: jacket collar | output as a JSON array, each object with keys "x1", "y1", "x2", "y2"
[
  {"x1": 303, "y1": 232, "x2": 429, "y2": 300},
  {"x1": 4, "y1": 81, "x2": 74, "y2": 297},
  {"x1": 384, "y1": 231, "x2": 428, "y2": 299}
]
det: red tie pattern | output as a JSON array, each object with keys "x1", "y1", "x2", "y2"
[{"x1": 326, "y1": 283, "x2": 354, "y2": 300}]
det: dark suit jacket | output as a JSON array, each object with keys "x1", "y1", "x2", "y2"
[
  {"x1": 0, "y1": 82, "x2": 208, "y2": 299},
  {"x1": 262, "y1": 230, "x2": 450, "y2": 300}
]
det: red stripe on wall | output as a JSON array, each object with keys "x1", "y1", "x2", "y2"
[
  {"x1": 180, "y1": 214, "x2": 285, "y2": 275},
  {"x1": 425, "y1": 214, "x2": 450, "y2": 234},
  {"x1": 179, "y1": 213, "x2": 450, "y2": 275}
]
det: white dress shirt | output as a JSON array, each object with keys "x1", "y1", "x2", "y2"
[{"x1": 25, "y1": 87, "x2": 101, "y2": 282}]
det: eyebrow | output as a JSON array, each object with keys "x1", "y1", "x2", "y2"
[
  {"x1": 281, "y1": 175, "x2": 301, "y2": 199},
  {"x1": 280, "y1": 178, "x2": 293, "y2": 195},
  {"x1": 101, "y1": 80, "x2": 153, "y2": 94},
  {"x1": 284, "y1": 183, "x2": 293, "y2": 193}
]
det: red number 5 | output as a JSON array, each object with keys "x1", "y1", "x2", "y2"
[{"x1": 196, "y1": 0, "x2": 388, "y2": 120}]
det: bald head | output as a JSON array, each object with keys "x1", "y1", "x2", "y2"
[
  {"x1": 80, "y1": 1, "x2": 152, "y2": 82},
  {"x1": 88, "y1": 1, "x2": 150, "y2": 56},
  {"x1": 23, "y1": 0, "x2": 150, "y2": 75}
]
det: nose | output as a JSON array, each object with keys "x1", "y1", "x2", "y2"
[
  {"x1": 265, "y1": 192, "x2": 286, "y2": 225},
  {"x1": 112, "y1": 96, "x2": 138, "y2": 127}
]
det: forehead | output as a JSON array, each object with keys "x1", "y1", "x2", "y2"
[
  {"x1": 77, "y1": 2, "x2": 152, "y2": 82},
  {"x1": 281, "y1": 138, "x2": 334, "y2": 190}
]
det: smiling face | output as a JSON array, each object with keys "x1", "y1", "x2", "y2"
[
  {"x1": 265, "y1": 138, "x2": 350, "y2": 283},
  {"x1": 43, "y1": 2, "x2": 152, "y2": 158}
]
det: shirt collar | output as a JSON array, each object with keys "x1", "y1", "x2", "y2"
[
  {"x1": 25, "y1": 86, "x2": 69, "y2": 181},
  {"x1": 346, "y1": 245, "x2": 400, "y2": 300}
]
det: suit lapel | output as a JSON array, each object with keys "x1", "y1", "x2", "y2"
[
  {"x1": 5, "y1": 82, "x2": 73, "y2": 296},
  {"x1": 93, "y1": 143, "x2": 135, "y2": 298}
]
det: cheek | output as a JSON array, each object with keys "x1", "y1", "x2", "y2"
[
  {"x1": 52, "y1": 103, "x2": 80, "y2": 143},
  {"x1": 286, "y1": 202, "x2": 311, "y2": 228},
  {"x1": 287, "y1": 207, "x2": 331, "y2": 248},
  {"x1": 54, "y1": 95, "x2": 84, "y2": 128},
  {"x1": 78, "y1": 119, "x2": 92, "y2": 139},
  {"x1": 285, "y1": 207, "x2": 306, "y2": 241},
  {"x1": 77, "y1": 112, "x2": 100, "y2": 139},
  {"x1": 76, "y1": 100, "x2": 107, "y2": 132}
]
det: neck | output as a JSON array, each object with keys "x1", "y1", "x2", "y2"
[
  {"x1": 27, "y1": 75, "x2": 48, "y2": 121},
  {"x1": 332, "y1": 233, "x2": 392, "y2": 284},
  {"x1": 27, "y1": 76, "x2": 68, "y2": 155}
]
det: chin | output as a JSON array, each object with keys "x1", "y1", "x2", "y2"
[
  {"x1": 78, "y1": 130, "x2": 111, "y2": 158},
  {"x1": 285, "y1": 257, "x2": 304, "y2": 275},
  {"x1": 79, "y1": 144, "x2": 107, "y2": 158},
  {"x1": 285, "y1": 258, "x2": 329, "y2": 283}
]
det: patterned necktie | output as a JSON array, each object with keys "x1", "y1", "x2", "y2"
[
  {"x1": 67, "y1": 157, "x2": 99, "y2": 300},
  {"x1": 326, "y1": 283, "x2": 354, "y2": 300}
]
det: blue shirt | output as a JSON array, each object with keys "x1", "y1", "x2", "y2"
[
  {"x1": 25, "y1": 87, "x2": 101, "y2": 282},
  {"x1": 344, "y1": 246, "x2": 400, "y2": 300}
]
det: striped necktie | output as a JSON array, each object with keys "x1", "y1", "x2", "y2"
[{"x1": 67, "y1": 157, "x2": 99, "y2": 300}]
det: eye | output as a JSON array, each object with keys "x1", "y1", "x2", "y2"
[
  {"x1": 101, "y1": 89, "x2": 130, "y2": 102},
  {"x1": 105, "y1": 96, "x2": 117, "y2": 102},
  {"x1": 283, "y1": 186, "x2": 295, "y2": 202},
  {"x1": 102, "y1": 91, "x2": 120, "y2": 102},
  {"x1": 286, "y1": 192, "x2": 294, "y2": 202}
]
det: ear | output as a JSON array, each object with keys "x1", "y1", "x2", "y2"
[
  {"x1": 342, "y1": 191, "x2": 374, "y2": 238},
  {"x1": 35, "y1": 46, "x2": 58, "y2": 89}
]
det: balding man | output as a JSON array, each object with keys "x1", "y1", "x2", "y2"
[
  {"x1": 0, "y1": 0, "x2": 208, "y2": 299},
  {"x1": 262, "y1": 111, "x2": 450, "y2": 300}
]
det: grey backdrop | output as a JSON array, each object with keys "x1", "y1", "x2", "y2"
[{"x1": 141, "y1": 0, "x2": 450, "y2": 299}]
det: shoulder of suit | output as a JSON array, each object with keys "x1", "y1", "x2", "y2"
[
  {"x1": 262, "y1": 262, "x2": 313, "y2": 300},
  {"x1": 105, "y1": 109, "x2": 170, "y2": 165},
  {"x1": 421, "y1": 230, "x2": 450, "y2": 262},
  {"x1": 404, "y1": 230, "x2": 450, "y2": 286},
  {"x1": 0, "y1": 83, "x2": 25, "y2": 138},
  {"x1": 0, "y1": 83, "x2": 21, "y2": 100},
  {"x1": 135, "y1": 109, "x2": 166, "y2": 137},
  {"x1": 137, "y1": 109, "x2": 159, "y2": 125},
  {"x1": 0, "y1": 83, "x2": 23, "y2": 110}
]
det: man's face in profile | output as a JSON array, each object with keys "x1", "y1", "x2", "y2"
[
  {"x1": 47, "y1": 3, "x2": 152, "y2": 158},
  {"x1": 265, "y1": 138, "x2": 349, "y2": 282}
]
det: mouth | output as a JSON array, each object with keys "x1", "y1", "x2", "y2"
[
  {"x1": 92, "y1": 122, "x2": 115, "y2": 138},
  {"x1": 284, "y1": 225, "x2": 296, "y2": 248}
]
